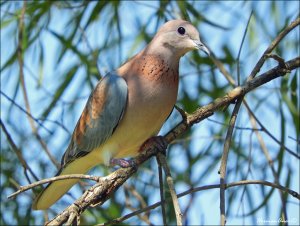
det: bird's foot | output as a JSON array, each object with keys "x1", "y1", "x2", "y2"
[
  {"x1": 139, "y1": 136, "x2": 168, "y2": 155},
  {"x1": 109, "y1": 158, "x2": 136, "y2": 168}
]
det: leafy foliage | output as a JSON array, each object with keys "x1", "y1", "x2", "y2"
[{"x1": 1, "y1": 1, "x2": 299, "y2": 225}]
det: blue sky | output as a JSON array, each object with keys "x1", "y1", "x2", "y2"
[{"x1": 1, "y1": 1, "x2": 299, "y2": 225}]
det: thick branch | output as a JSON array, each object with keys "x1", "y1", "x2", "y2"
[
  {"x1": 46, "y1": 57, "x2": 299, "y2": 225},
  {"x1": 166, "y1": 57, "x2": 299, "y2": 143}
]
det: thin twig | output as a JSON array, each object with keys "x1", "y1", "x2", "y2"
[
  {"x1": 236, "y1": 131, "x2": 254, "y2": 213},
  {"x1": 26, "y1": 56, "x2": 299, "y2": 225},
  {"x1": 207, "y1": 118, "x2": 263, "y2": 131},
  {"x1": 0, "y1": 91, "x2": 53, "y2": 134},
  {"x1": 244, "y1": 102, "x2": 289, "y2": 224},
  {"x1": 219, "y1": 98, "x2": 243, "y2": 226},
  {"x1": 210, "y1": 53, "x2": 236, "y2": 86},
  {"x1": 288, "y1": 136, "x2": 300, "y2": 145},
  {"x1": 156, "y1": 153, "x2": 182, "y2": 226},
  {"x1": 237, "y1": 11, "x2": 253, "y2": 85},
  {"x1": 1, "y1": 120, "x2": 40, "y2": 182},
  {"x1": 124, "y1": 184, "x2": 148, "y2": 210},
  {"x1": 101, "y1": 179, "x2": 299, "y2": 225},
  {"x1": 17, "y1": 2, "x2": 60, "y2": 169},
  {"x1": 248, "y1": 17, "x2": 300, "y2": 80},
  {"x1": 240, "y1": 19, "x2": 300, "y2": 223},
  {"x1": 123, "y1": 184, "x2": 151, "y2": 224},
  {"x1": 156, "y1": 156, "x2": 167, "y2": 226},
  {"x1": 265, "y1": 53, "x2": 288, "y2": 68},
  {"x1": 244, "y1": 101, "x2": 299, "y2": 159},
  {"x1": 174, "y1": 105, "x2": 188, "y2": 121},
  {"x1": 7, "y1": 174, "x2": 101, "y2": 199}
]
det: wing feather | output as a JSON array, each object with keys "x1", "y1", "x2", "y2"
[{"x1": 61, "y1": 72, "x2": 128, "y2": 166}]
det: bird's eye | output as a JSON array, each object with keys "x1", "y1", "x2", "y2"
[{"x1": 177, "y1": 27, "x2": 185, "y2": 35}]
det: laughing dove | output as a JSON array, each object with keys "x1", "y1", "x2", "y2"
[{"x1": 33, "y1": 19, "x2": 209, "y2": 210}]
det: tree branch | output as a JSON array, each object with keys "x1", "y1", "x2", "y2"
[
  {"x1": 7, "y1": 174, "x2": 101, "y2": 199},
  {"x1": 219, "y1": 98, "x2": 243, "y2": 226},
  {"x1": 157, "y1": 153, "x2": 182, "y2": 226},
  {"x1": 17, "y1": 1, "x2": 60, "y2": 169},
  {"x1": 248, "y1": 17, "x2": 299, "y2": 80},
  {"x1": 156, "y1": 156, "x2": 167, "y2": 226},
  {"x1": 1, "y1": 120, "x2": 40, "y2": 183},
  {"x1": 44, "y1": 56, "x2": 299, "y2": 225},
  {"x1": 102, "y1": 179, "x2": 300, "y2": 225}
]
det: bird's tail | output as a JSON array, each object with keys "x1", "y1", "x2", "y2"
[{"x1": 32, "y1": 153, "x2": 100, "y2": 210}]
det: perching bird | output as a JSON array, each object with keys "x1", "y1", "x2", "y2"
[{"x1": 33, "y1": 19, "x2": 209, "y2": 210}]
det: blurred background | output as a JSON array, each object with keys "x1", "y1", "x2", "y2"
[{"x1": 1, "y1": 1, "x2": 299, "y2": 225}]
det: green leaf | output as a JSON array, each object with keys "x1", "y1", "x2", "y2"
[
  {"x1": 48, "y1": 29, "x2": 88, "y2": 66},
  {"x1": 41, "y1": 64, "x2": 79, "y2": 119},
  {"x1": 83, "y1": 1, "x2": 109, "y2": 31}
]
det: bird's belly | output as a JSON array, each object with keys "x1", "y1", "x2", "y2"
[
  {"x1": 98, "y1": 82, "x2": 177, "y2": 163},
  {"x1": 105, "y1": 103, "x2": 170, "y2": 159}
]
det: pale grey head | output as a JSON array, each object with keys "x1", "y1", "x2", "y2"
[{"x1": 148, "y1": 19, "x2": 210, "y2": 58}]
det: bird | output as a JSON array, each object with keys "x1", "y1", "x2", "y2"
[{"x1": 32, "y1": 19, "x2": 209, "y2": 210}]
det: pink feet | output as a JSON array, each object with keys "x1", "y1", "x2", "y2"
[{"x1": 109, "y1": 136, "x2": 168, "y2": 168}]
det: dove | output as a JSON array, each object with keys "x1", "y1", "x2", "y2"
[{"x1": 33, "y1": 19, "x2": 209, "y2": 210}]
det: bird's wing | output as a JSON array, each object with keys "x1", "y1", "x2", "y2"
[
  {"x1": 32, "y1": 72, "x2": 127, "y2": 210},
  {"x1": 61, "y1": 71, "x2": 128, "y2": 167}
]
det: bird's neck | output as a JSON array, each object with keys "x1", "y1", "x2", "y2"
[
  {"x1": 117, "y1": 50, "x2": 179, "y2": 86},
  {"x1": 143, "y1": 39, "x2": 181, "y2": 69}
]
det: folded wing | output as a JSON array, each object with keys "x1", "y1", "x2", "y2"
[{"x1": 33, "y1": 72, "x2": 128, "y2": 210}]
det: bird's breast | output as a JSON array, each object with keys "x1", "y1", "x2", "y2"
[{"x1": 101, "y1": 55, "x2": 179, "y2": 160}]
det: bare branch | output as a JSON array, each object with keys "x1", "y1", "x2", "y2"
[
  {"x1": 17, "y1": 1, "x2": 60, "y2": 169},
  {"x1": 174, "y1": 105, "x2": 188, "y2": 121},
  {"x1": 156, "y1": 157, "x2": 167, "y2": 226},
  {"x1": 157, "y1": 153, "x2": 182, "y2": 226},
  {"x1": 0, "y1": 91, "x2": 53, "y2": 134},
  {"x1": 8, "y1": 174, "x2": 101, "y2": 199},
  {"x1": 123, "y1": 184, "x2": 151, "y2": 224},
  {"x1": 165, "y1": 57, "x2": 299, "y2": 145},
  {"x1": 244, "y1": 101, "x2": 299, "y2": 159},
  {"x1": 245, "y1": 102, "x2": 289, "y2": 223},
  {"x1": 219, "y1": 98, "x2": 243, "y2": 226},
  {"x1": 210, "y1": 53, "x2": 236, "y2": 86},
  {"x1": 1, "y1": 120, "x2": 40, "y2": 183},
  {"x1": 248, "y1": 17, "x2": 300, "y2": 80},
  {"x1": 102, "y1": 179, "x2": 300, "y2": 225},
  {"x1": 45, "y1": 57, "x2": 299, "y2": 225},
  {"x1": 265, "y1": 53, "x2": 288, "y2": 68},
  {"x1": 237, "y1": 11, "x2": 253, "y2": 85},
  {"x1": 207, "y1": 118, "x2": 263, "y2": 131}
]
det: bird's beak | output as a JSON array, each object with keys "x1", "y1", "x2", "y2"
[{"x1": 193, "y1": 40, "x2": 210, "y2": 56}]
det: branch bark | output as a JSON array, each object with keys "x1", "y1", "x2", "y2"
[
  {"x1": 248, "y1": 17, "x2": 300, "y2": 80},
  {"x1": 219, "y1": 98, "x2": 243, "y2": 226},
  {"x1": 7, "y1": 56, "x2": 298, "y2": 225},
  {"x1": 102, "y1": 179, "x2": 300, "y2": 226},
  {"x1": 44, "y1": 56, "x2": 299, "y2": 225},
  {"x1": 157, "y1": 153, "x2": 182, "y2": 226}
]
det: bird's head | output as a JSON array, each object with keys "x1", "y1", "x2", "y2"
[{"x1": 151, "y1": 19, "x2": 210, "y2": 58}]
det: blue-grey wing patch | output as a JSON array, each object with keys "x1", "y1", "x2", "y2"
[{"x1": 61, "y1": 72, "x2": 128, "y2": 167}]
